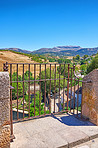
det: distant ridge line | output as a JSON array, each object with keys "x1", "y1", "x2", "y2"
[{"x1": 0, "y1": 46, "x2": 98, "y2": 56}]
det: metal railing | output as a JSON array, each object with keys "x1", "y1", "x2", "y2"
[{"x1": 3, "y1": 62, "x2": 83, "y2": 141}]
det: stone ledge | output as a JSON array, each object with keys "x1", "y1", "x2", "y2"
[
  {"x1": 0, "y1": 98, "x2": 10, "y2": 126},
  {"x1": 0, "y1": 72, "x2": 9, "y2": 100},
  {"x1": 10, "y1": 114, "x2": 98, "y2": 148},
  {"x1": 0, "y1": 125, "x2": 10, "y2": 148}
]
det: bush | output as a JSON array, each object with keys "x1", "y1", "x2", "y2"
[{"x1": 87, "y1": 54, "x2": 98, "y2": 74}]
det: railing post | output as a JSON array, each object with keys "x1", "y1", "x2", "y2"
[
  {"x1": 3, "y1": 62, "x2": 8, "y2": 72},
  {"x1": 3, "y1": 62, "x2": 15, "y2": 142},
  {"x1": 67, "y1": 63, "x2": 70, "y2": 112},
  {"x1": 0, "y1": 72, "x2": 10, "y2": 147},
  {"x1": 73, "y1": 64, "x2": 76, "y2": 114}
]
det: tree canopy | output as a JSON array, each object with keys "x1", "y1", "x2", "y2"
[
  {"x1": 39, "y1": 68, "x2": 67, "y2": 97},
  {"x1": 87, "y1": 54, "x2": 98, "y2": 74}
]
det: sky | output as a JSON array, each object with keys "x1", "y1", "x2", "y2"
[{"x1": 0, "y1": 0, "x2": 98, "y2": 51}]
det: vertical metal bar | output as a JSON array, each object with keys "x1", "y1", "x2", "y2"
[
  {"x1": 81, "y1": 82, "x2": 83, "y2": 118},
  {"x1": 39, "y1": 64, "x2": 41, "y2": 116},
  {"x1": 49, "y1": 64, "x2": 51, "y2": 114},
  {"x1": 77, "y1": 78, "x2": 79, "y2": 116},
  {"x1": 28, "y1": 64, "x2": 30, "y2": 118},
  {"x1": 73, "y1": 65, "x2": 75, "y2": 114},
  {"x1": 10, "y1": 64, "x2": 13, "y2": 140},
  {"x1": 44, "y1": 64, "x2": 46, "y2": 114},
  {"x1": 34, "y1": 64, "x2": 36, "y2": 116},
  {"x1": 17, "y1": 64, "x2": 19, "y2": 120},
  {"x1": 70, "y1": 68, "x2": 73, "y2": 112},
  {"x1": 67, "y1": 64, "x2": 70, "y2": 112},
  {"x1": 73, "y1": 78, "x2": 76, "y2": 114},
  {"x1": 58, "y1": 64, "x2": 61, "y2": 112},
  {"x1": 63, "y1": 64, "x2": 65, "y2": 111},
  {"x1": 23, "y1": 64, "x2": 24, "y2": 118},
  {"x1": 54, "y1": 64, "x2": 56, "y2": 113}
]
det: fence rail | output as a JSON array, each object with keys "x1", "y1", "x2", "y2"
[{"x1": 3, "y1": 62, "x2": 83, "y2": 141}]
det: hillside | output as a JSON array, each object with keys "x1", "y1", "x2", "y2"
[
  {"x1": 76, "y1": 48, "x2": 98, "y2": 56},
  {"x1": 0, "y1": 51, "x2": 35, "y2": 71},
  {"x1": 0, "y1": 51, "x2": 55, "y2": 76},
  {"x1": 0, "y1": 48, "x2": 31, "y2": 54},
  {"x1": 1, "y1": 46, "x2": 98, "y2": 56},
  {"x1": 31, "y1": 46, "x2": 98, "y2": 56},
  {"x1": 32, "y1": 46, "x2": 81, "y2": 54}
]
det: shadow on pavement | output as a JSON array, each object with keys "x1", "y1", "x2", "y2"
[{"x1": 51, "y1": 113, "x2": 96, "y2": 126}]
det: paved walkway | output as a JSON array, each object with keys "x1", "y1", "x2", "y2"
[
  {"x1": 11, "y1": 113, "x2": 98, "y2": 148},
  {"x1": 73, "y1": 138, "x2": 98, "y2": 148}
]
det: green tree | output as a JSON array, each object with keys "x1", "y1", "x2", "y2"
[
  {"x1": 11, "y1": 72, "x2": 23, "y2": 99},
  {"x1": 30, "y1": 91, "x2": 44, "y2": 116},
  {"x1": 23, "y1": 71, "x2": 34, "y2": 83},
  {"x1": 57, "y1": 64, "x2": 75, "y2": 78},
  {"x1": 73, "y1": 55, "x2": 80, "y2": 62},
  {"x1": 12, "y1": 71, "x2": 34, "y2": 99},
  {"x1": 80, "y1": 64, "x2": 87, "y2": 75},
  {"x1": 73, "y1": 56, "x2": 76, "y2": 62},
  {"x1": 12, "y1": 82, "x2": 23, "y2": 99},
  {"x1": 58, "y1": 58, "x2": 64, "y2": 63},
  {"x1": 87, "y1": 54, "x2": 98, "y2": 74},
  {"x1": 58, "y1": 58, "x2": 71, "y2": 64},
  {"x1": 80, "y1": 59, "x2": 86, "y2": 65},
  {"x1": 83, "y1": 55, "x2": 88, "y2": 60},
  {"x1": 75, "y1": 55, "x2": 80, "y2": 61},
  {"x1": 39, "y1": 68, "x2": 67, "y2": 97},
  {"x1": 48, "y1": 58, "x2": 56, "y2": 62}
]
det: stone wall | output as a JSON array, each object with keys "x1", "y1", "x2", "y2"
[
  {"x1": 0, "y1": 72, "x2": 10, "y2": 148},
  {"x1": 82, "y1": 69, "x2": 98, "y2": 125}
]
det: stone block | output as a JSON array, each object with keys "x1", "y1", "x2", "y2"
[
  {"x1": 0, "y1": 72, "x2": 10, "y2": 148},
  {"x1": 82, "y1": 69, "x2": 98, "y2": 125},
  {"x1": 0, "y1": 72, "x2": 10, "y2": 100},
  {"x1": 0, "y1": 126, "x2": 10, "y2": 148}
]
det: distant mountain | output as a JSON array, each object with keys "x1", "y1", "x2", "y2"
[
  {"x1": 0, "y1": 46, "x2": 98, "y2": 56},
  {"x1": 31, "y1": 46, "x2": 81, "y2": 54},
  {"x1": 0, "y1": 48, "x2": 31, "y2": 54},
  {"x1": 31, "y1": 46, "x2": 98, "y2": 56},
  {"x1": 76, "y1": 48, "x2": 98, "y2": 56}
]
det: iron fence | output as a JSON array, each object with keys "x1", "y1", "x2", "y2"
[{"x1": 3, "y1": 62, "x2": 83, "y2": 141}]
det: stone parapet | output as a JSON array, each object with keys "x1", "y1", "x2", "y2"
[
  {"x1": 82, "y1": 69, "x2": 98, "y2": 125},
  {"x1": 0, "y1": 72, "x2": 10, "y2": 148}
]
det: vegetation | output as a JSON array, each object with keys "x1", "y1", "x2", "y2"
[
  {"x1": 57, "y1": 58, "x2": 71, "y2": 64},
  {"x1": 11, "y1": 71, "x2": 34, "y2": 99},
  {"x1": 87, "y1": 54, "x2": 98, "y2": 74},
  {"x1": 0, "y1": 49, "x2": 47, "y2": 63},
  {"x1": 29, "y1": 91, "x2": 47, "y2": 116},
  {"x1": 9, "y1": 50, "x2": 98, "y2": 118},
  {"x1": 47, "y1": 57, "x2": 57, "y2": 62},
  {"x1": 83, "y1": 55, "x2": 88, "y2": 59},
  {"x1": 73, "y1": 55, "x2": 80, "y2": 62},
  {"x1": 80, "y1": 64, "x2": 87, "y2": 75},
  {"x1": 39, "y1": 68, "x2": 67, "y2": 97}
]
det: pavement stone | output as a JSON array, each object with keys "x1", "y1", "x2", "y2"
[
  {"x1": 10, "y1": 113, "x2": 98, "y2": 148},
  {"x1": 73, "y1": 138, "x2": 98, "y2": 148}
]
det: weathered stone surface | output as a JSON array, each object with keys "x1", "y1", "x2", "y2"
[
  {"x1": 0, "y1": 72, "x2": 10, "y2": 100},
  {"x1": 0, "y1": 126, "x2": 10, "y2": 148},
  {"x1": 10, "y1": 114, "x2": 97, "y2": 148},
  {"x1": 82, "y1": 69, "x2": 98, "y2": 125},
  {"x1": 0, "y1": 72, "x2": 10, "y2": 148},
  {"x1": 0, "y1": 99, "x2": 10, "y2": 126},
  {"x1": 73, "y1": 137, "x2": 98, "y2": 148}
]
